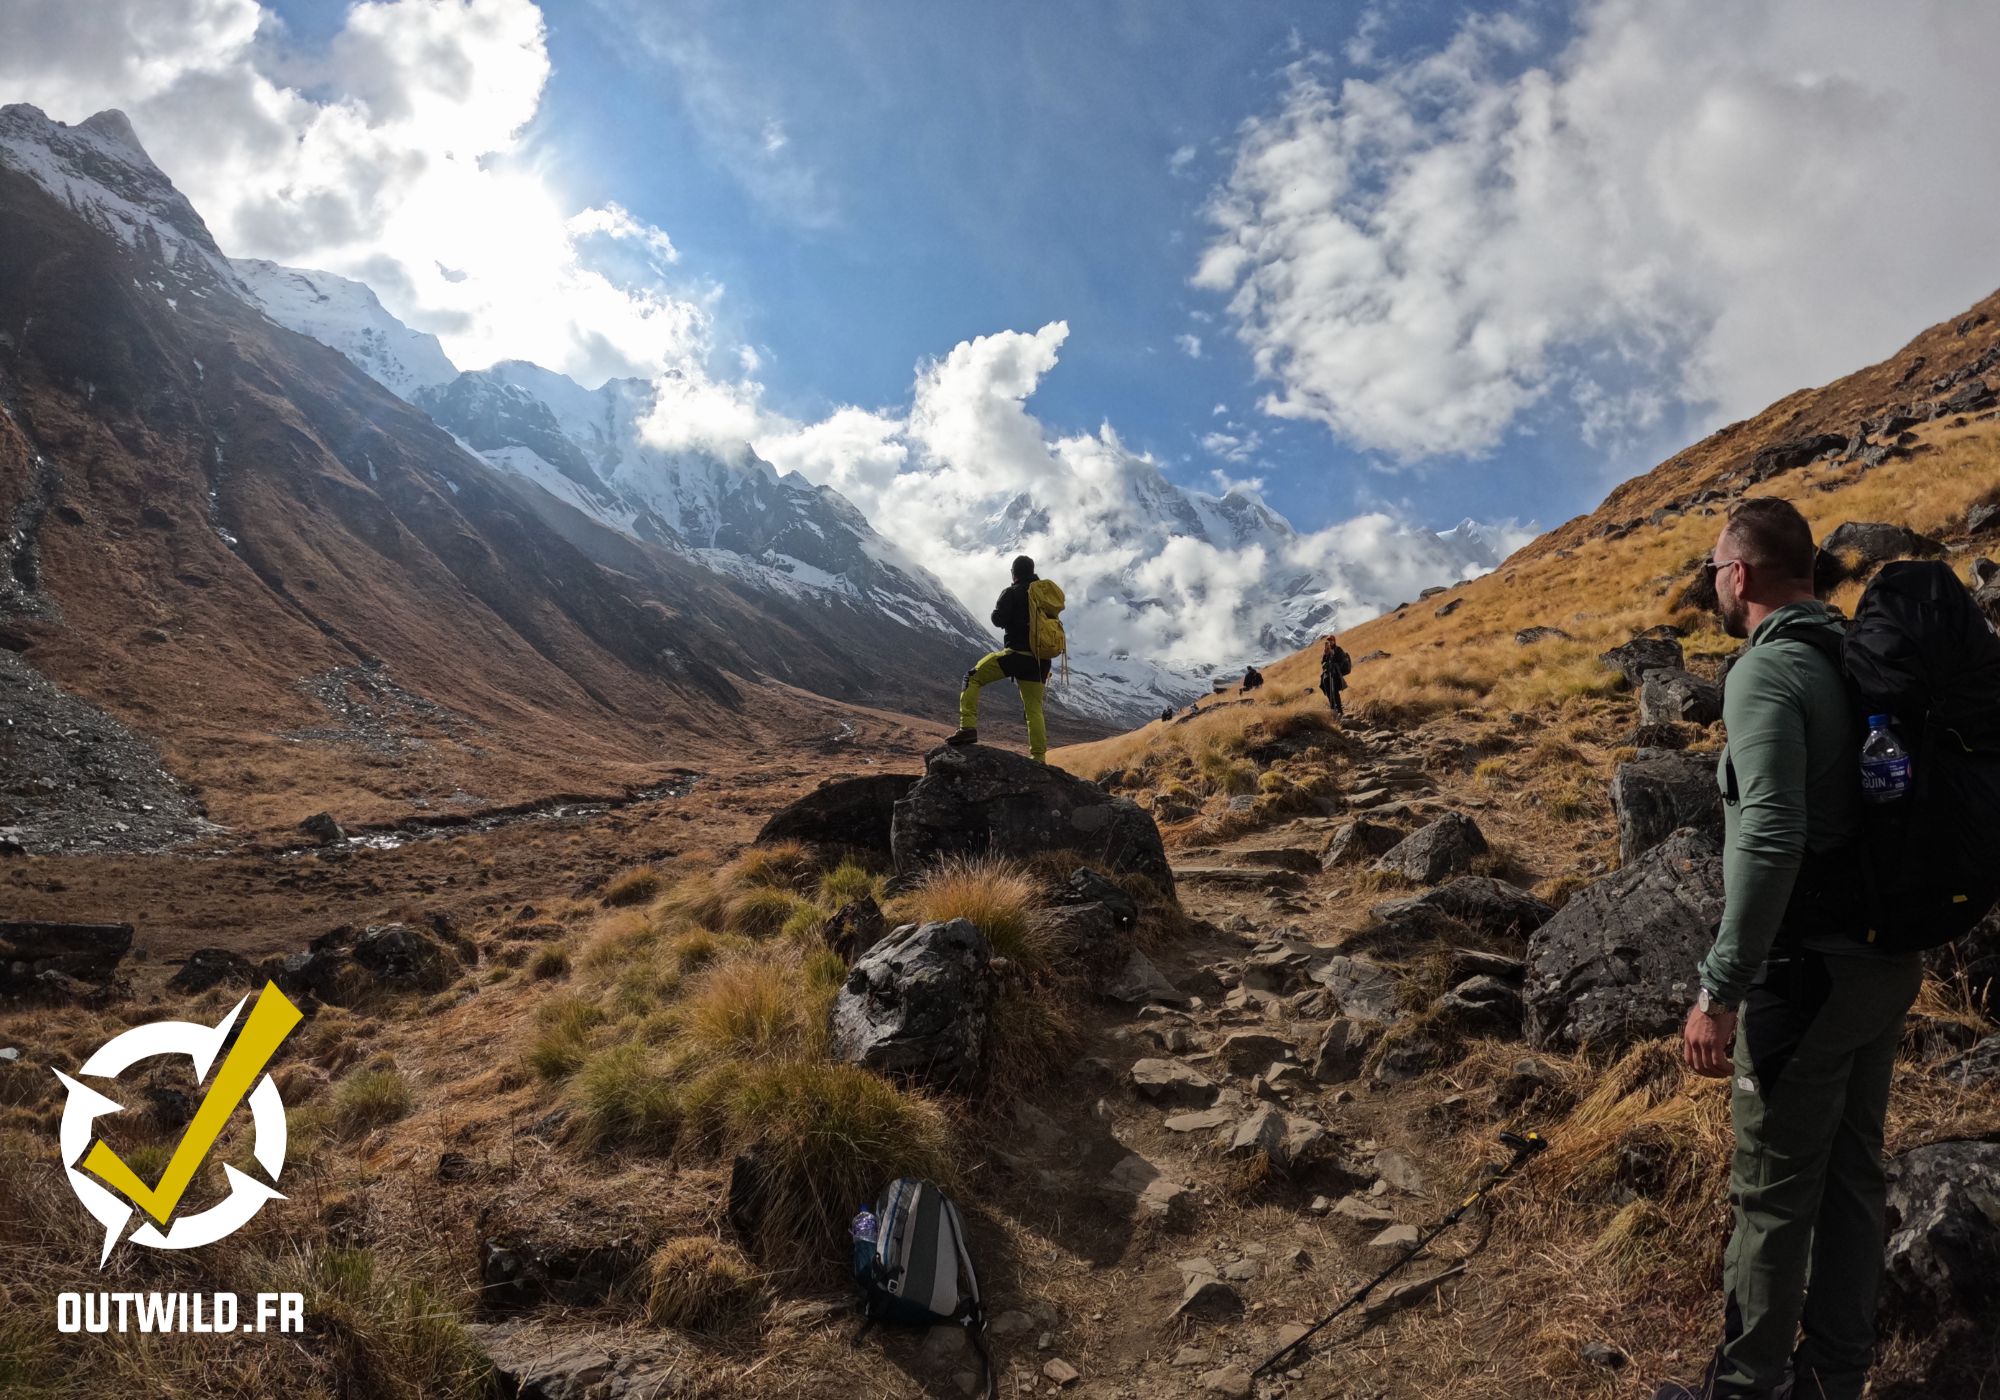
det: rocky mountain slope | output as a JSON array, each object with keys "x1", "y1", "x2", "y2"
[{"x1": 0, "y1": 103, "x2": 969, "y2": 837}]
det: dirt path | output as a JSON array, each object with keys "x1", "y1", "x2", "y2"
[{"x1": 972, "y1": 725, "x2": 1538, "y2": 1400}]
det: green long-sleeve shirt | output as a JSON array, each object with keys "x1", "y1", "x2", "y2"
[{"x1": 1699, "y1": 601, "x2": 1866, "y2": 1005}]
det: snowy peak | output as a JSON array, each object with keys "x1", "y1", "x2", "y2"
[
  {"x1": 0, "y1": 104, "x2": 238, "y2": 294},
  {"x1": 232, "y1": 259, "x2": 459, "y2": 401}
]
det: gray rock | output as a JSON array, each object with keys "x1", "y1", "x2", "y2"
[
  {"x1": 1611, "y1": 750, "x2": 1723, "y2": 865},
  {"x1": 1524, "y1": 828, "x2": 1725, "y2": 1051},
  {"x1": 299, "y1": 811, "x2": 345, "y2": 845},
  {"x1": 1228, "y1": 1105, "x2": 1289, "y2": 1159},
  {"x1": 1434, "y1": 598, "x2": 1462, "y2": 618},
  {"x1": 1372, "y1": 1147, "x2": 1426, "y2": 1194},
  {"x1": 1372, "y1": 877, "x2": 1554, "y2": 941},
  {"x1": 829, "y1": 919, "x2": 995, "y2": 1089},
  {"x1": 1217, "y1": 1030, "x2": 1295, "y2": 1076},
  {"x1": 1102, "y1": 948, "x2": 1186, "y2": 1005},
  {"x1": 1746, "y1": 432, "x2": 1847, "y2": 482},
  {"x1": 1130, "y1": 1058, "x2": 1218, "y2": 1108},
  {"x1": 472, "y1": 1321, "x2": 686, "y2": 1399},
  {"x1": 1598, "y1": 636, "x2": 1685, "y2": 690},
  {"x1": 1515, "y1": 626, "x2": 1572, "y2": 645},
  {"x1": 1638, "y1": 668, "x2": 1722, "y2": 728},
  {"x1": 1173, "y1": 1272, "x2": 1244, "y2": 1321},
  {"x1": 1200, "y1": 1366, "x2": 1254, "y2": 1397},
  {"x1": 1882, "y1": 1138, "x2": 2000, "y2": 1368},
  {"x1": 1369, "y1": 1223, "x2": 1420, "y2": 1251},
  {"x1": 1320, "y1": 818, "x2": 1407, "y2": 870},
  {"x1": 0, "y1": 920, "x2": 135, "y2": 987},
  {"x1": 1309, "y1": 1019, "x2": 1369, "y2": 1084},
  {"x1": 756, "y1": 773, "x2": 916, "y2": 860},
  {"x1": 1164, "y1": 1107, "x2": 1235, "y2": 1133},
  {"x1": 822, "y1": 895, "x2": 887, "y2": 965},
  {"x1": 1329, "y1": 1196, "x2": 1397, "y2": 1231},
  {"x1": 1821, "y1": 521, "x2": 1948, "y2": 575},
  {"x1": 1436, "y1": 975, "x2": 1525, "y2": 1035},
  {"x1": 892, "y1": 744, "x2": 1174, "y2": 896},
  {"x1": 1309, "y1": 956, "x2": 1401, "y2": 1024},
  {"x1": 167, "y1": 948, "x2": 257, "y2": 995},
  {"x1": 1967, "y1": 502, "x2": 2000, "y2": 536},
  {"x1": 1938, "y1": 1034, "x2": 2000, "y2": 1088},
  {"x1": 1372, "y1": 812, "x2": 1488, "y2": 885}
]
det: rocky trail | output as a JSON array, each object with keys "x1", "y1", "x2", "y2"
[{"x1": 956, "y1": 725, "x2": 1557, "y2": 1400}]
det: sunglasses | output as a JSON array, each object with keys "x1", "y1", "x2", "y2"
[{"x1": 1702, "y1": 556, "x2": 1744, "y2": 583}]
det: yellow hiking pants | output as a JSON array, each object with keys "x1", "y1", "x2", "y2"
[{"x1": 959, "y1": 650, "x2": 1047, "y2": 762}]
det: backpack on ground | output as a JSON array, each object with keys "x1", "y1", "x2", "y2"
[
  {"x1": 851, "y1": 1178, "x2": 996, "y2": 1399},
  {"x1": 1770, "y1": 561, "x2": 2000, "y2": 951},
  {"x1": 1026, "y1": 578, "x2": 1068, "y2": 685}
]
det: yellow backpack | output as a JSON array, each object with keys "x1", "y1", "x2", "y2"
[{"x1": 1026, "y1": 578, "x2": 1069, "y2": 683}]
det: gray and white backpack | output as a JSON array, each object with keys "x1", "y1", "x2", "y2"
[{"x1": 851, "y1": 1177, "x2": 995, "y2": 1398}]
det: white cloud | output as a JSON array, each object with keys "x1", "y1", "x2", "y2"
[
  {"x1": 758, "y1": 323, "x2": 1523, "y2": 668},
  {"x1": 1176, "y1": 333, "x2": 1202, "y2": 359},
  {"x1": 0, "y1": 0, "x2": 730, "y2": 388},
  {"x1": 1168, "y1": 142, "x2": 1197, "y2": 174},
  {"x1": 1198, "y1": 1, "x2": 2000, "y2": 461}
]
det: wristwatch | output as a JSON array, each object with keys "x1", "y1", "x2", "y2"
[{"x1": 1696, "y1": 986, "x2": 1736, "y2": 1017}]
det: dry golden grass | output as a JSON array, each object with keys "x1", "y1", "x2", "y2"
[
  {"x1": 602, "y1": 864, "x2": 665, "y2": 907},
  {"x1": 644, "y1": 1236, "x2": 764, "y2": 1334},
  {"x1": 888, "y1": 855, "x2": 1053, "y2": 969}
]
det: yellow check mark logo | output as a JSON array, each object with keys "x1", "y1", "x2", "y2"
[{"x1": 82, "y1": 983, "x2": 302, "y2": 1226}]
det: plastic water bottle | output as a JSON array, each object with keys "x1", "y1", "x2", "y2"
[
  {"x1": 1860, "y1": 715, "x2": 1913, "y2": 804},
  {"x1": 849, "y1": 1208, "x2": 877, "y2": 1244}
]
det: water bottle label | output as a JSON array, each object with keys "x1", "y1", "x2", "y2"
[{"x1": 1861, "y1": 756, "x2": 1910, "y2": 800}]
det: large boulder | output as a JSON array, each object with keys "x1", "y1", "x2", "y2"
[
  {"x1": 1820, "y1": 521, "x2": 1947, "y2": 577},
  {"x1": 0, "y1": 920, "x2": 133, "y2": 988},
  {"x1": 1598, "y1": 636, "x2": 1685, "y2": 690},
  {"x1": 829, "y1": 919, "x2": 995, "y2": 1089},
  {"x1": 1638, "y1": 669, "x2": 1722, "y2": 728},
  {"x1": 1745, "y1": 433, "x2": 1847, "y2": 482},
  {"x1": 756, "y1": 774, "x2": 917, "y2": 860},
  {"x1": 1371, "y1": 877, "x2": 1555, "y2": 942},
  {"x1": 891, "y1": 745, "x2": 1174, "y2": 897},
  {"x1": 262, "y1": 922, "x2": 464, "y2": 1004},
  {"x1": 1611, "y1": 751, "x2": 1722, "y2": 865},
  {"x1": 1044, "y1": 868, "x2": 1139, "y2": 972},
  {"x1": 1524, "y1": 828, "x2": 1726, "y2": 1051},
  {"x1": 1881, "y1": 1138, "x2": 2000, "y2": 1385},
  {"x1": 1372, "y1": 813, "x2": 1488, "y2": 885},
  {"x1": 1319, "y1": 819, "x2": 1405, "y2": 870}
]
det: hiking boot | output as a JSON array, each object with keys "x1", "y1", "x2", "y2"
[{"x1": 945, "y1": 727, "x2": 978, "y2": 747}]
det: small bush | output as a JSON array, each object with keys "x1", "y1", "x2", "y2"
[
  {"x1": 725, "y1": 886, "x2": 814, "y2": 939},
  {"x1": 272, "y1": 1247, "x2": 491, "y2": 1399},
  {"x1": 603, "y1": 866, "x2": 665, "y2": 907},
  {"x1": 326, "y1": 1068, "x2": 412, "y2": 1140},
  {"x1": 895, "y1": 857, "x2": 1051, "y2": 969},
  {"x1": 653, "y1": 874, "x2": 730, "y2": 931},
  {"x1": 528, "y1": 946, "x2": 571, "y2": 980},
  {"x1": 780, "y1": 903, "x2": 830, "y2": 948},
  {"x1": 676, "y1": 955, "x2": 812, "y2": 1063},
  {"x1": 644, "y1": 1237, "x2": 763, "y2": 1333},
  {"x1": 817, "y1": 861, "x2": 882, "y2": 907},
  {"x1": 684, "y1": 1060, "x2": 954, "y2": 1271},
  {"x1": 724, "y1": 842, "x2": 819, "y2": 894},
  {"x1": 572, "y1": 1044, "x2": 678, "y2": 1149},
  {"x1": 528, "y1": 996, "x2": 606, "y2": 1080}
]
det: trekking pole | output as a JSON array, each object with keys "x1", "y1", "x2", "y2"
[{"x1": 1252, "y1": 1129, "x2": 1549, "y2": 1380}]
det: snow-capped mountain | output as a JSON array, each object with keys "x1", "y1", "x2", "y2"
[
  {"x1": 0, "y1": 102, "x2": 1520, "y2": 728},
  {"x1": 232, "y1": 259, "x2": 458, "y2": 401},
  {"x1": 0, "y1": 104, "x2": 239, "y2": 297}
]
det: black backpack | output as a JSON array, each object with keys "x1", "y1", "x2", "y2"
[
  {"x1": 851, "y1": 1178, "x2": 996, "y2": 1398},
  {"x1": 1769, "y1": 561, "x2": 2000, "y2": 950}
]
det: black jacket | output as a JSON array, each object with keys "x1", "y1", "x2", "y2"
[
  {"x1": 988, "y1": 579, "x2": 1053, "y2": 683},
  {"x1": 1320, "y1": 646, "x2": 1350, "y2": 692},
  {"x1": 992, "y1": 580, "x2": 1034, "y2": 653}
]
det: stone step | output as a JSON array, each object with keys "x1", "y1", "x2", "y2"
[{"x1": 1170, "y1": 866, "x2": 1307, "y2": 892}]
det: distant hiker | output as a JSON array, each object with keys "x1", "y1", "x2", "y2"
[
  {"x1": 1319, "y1": 634, "x2": 1351, "y2": 715},
  {"x1": 1240, "y1": 664, "x2": 1264, "y2": 693},
  {"x1": 1159, "y1": 707, "x2": 1174, "y2": 724},
  {"x1": 1657, "y1": 498, "x2": 1923, "y2": 1400},
  {"x1": 947, "y1": 555, "x2": 1066, "y2": 763}
]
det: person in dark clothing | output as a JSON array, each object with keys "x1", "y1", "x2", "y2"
[
  {"x1": 1160, "y1": 707, "x2": 1174, "y2": 723},
  {"x1": 947, "y1": 555, "x2": 1054, "y2": 761},
  {"x1": 1319, "y1": 634, "x2": 1351, "y2": 716},
  {"x1": 1241, "y1": 665, "x2": 1265, "y2": 693}
]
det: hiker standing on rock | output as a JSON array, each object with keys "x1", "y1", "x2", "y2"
[
  {"x1": 948, "y1": 555, "x2": 1066, "y2": 764},
  {"x1": 1658, "y1": 498, "x2": 1923, "y2": 1400},
  {"x1": 1319, "y1": 634, "x2": 1351, "y2": 716}
]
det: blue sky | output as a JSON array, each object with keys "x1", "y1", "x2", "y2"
[
  {"x1": 19, "y1": 0, "x2": 2000, "y2": 561},
  {"x1": 268, "y1": 0, "x2": 1637, "y2": 537}
]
